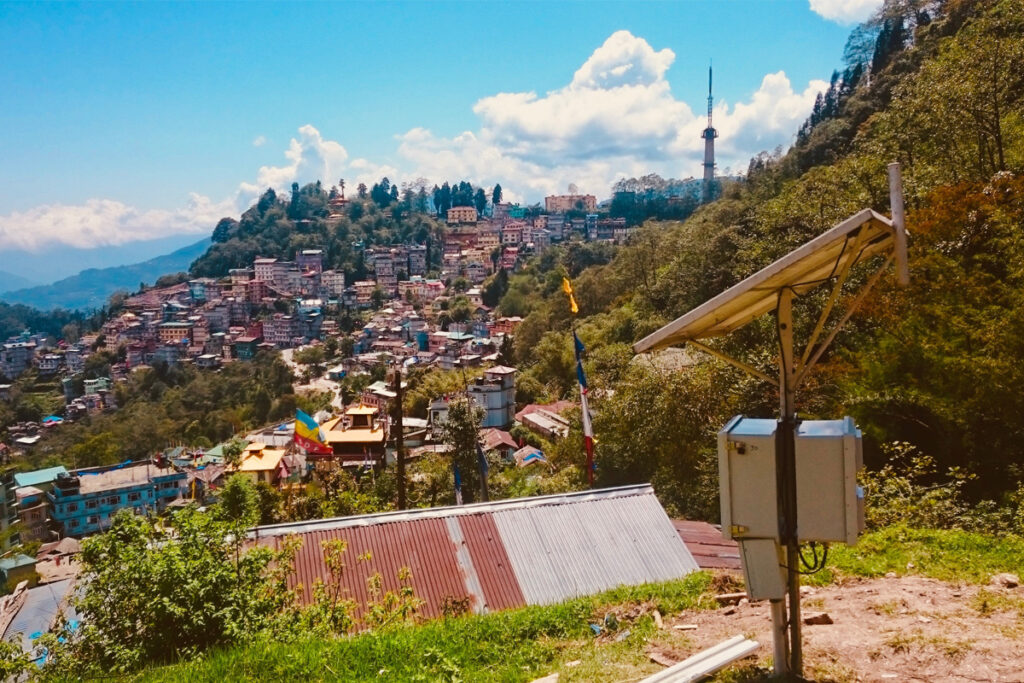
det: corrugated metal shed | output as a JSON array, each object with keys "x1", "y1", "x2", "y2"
[{"x1": 254, "y1": 485, "x2": 699, "y2": 619}]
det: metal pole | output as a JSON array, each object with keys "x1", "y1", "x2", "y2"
[
  {"x1": 392, "y1": 364, "x2": 407, "y2": 510},
  {"x1": 776, "y1": 288, "x2": 802, "y2": 676},
  {"x1": 888, "y1": 163, "x2": 910, "y2": 287}
]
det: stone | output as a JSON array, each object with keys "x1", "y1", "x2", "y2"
[
  {"x1": 991, "y1": 572, "x2": 1020, "y2": 589},
  {"x1": 803, "y1": 612, "x2": 833, "y2": 625}
]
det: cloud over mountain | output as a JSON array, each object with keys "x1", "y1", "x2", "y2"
[{"x1": 0, "y1": 31, "x2": 830, "y2": 250}]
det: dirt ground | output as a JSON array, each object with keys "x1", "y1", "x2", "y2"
[{"x1": 658, "y1": 575, "x2": 1024, "y2": 682}]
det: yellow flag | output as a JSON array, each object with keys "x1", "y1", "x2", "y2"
[{"x1": 562, "y1": 277, "x2": 579, "y2": 315}]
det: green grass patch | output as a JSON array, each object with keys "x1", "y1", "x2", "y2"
[
  {"x1": 101, "y1": 525, "x2": 1024, "y2": 682},
  {"x1": 805, "y1": 524, "x2": 1024, "y2": 585},
  {"x1": 134, "y1": 573, "x2": 714, "y2": 683}
]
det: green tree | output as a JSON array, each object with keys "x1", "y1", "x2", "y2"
[
  {"x1": 440, "y1": 395, "x2": 484, "y2": 503},
  {"x1": 47, "y1": 507, "x2": 297, "y2": 674},
  {"x1": 491, "y1": 183, "x2": 502, "y2": 205},
  {"x1": 217, "y1": 473, "x2": 259, "y2": 525}
]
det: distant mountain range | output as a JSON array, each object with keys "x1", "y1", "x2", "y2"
[
  {"x1": 0, "y1": 237, "x2": 211, "y2": 312},
  {"x1": 0, "y1": 270, "x2": 38, "y2": 292}
]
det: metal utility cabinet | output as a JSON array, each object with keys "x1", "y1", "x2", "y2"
[
  {"x1": 718, "y1": 416, "x2": 864, "y2": 599},
  {"x1": 719, "y1": 416, "x2": 864, "y2": 545}
]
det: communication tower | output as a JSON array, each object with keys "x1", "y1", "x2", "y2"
[{"x1": 702, "y1": 64, "x2": 719, "y2": 201}]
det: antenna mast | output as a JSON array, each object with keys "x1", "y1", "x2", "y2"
[{"x1": 701, "y1": 62, "x2": 719, "y2": 201}]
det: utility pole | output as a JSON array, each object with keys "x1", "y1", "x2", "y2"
[{"x1": 391, "y1": 363, "x2": 407, "y2": 509}]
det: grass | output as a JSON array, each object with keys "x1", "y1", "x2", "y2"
[
  {"x1": 124, "y1": 524, "x2": 1024, "y2": 682},
  {"x1": 134, "y1": 573, "x2": 715, "y2": 683},
  {"x1": 804, "y1": 524, "x2": 1024, "y2": 586}
]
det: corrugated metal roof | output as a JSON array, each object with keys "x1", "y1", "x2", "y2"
[
  {"x1": 4, "y1": 579, "x2": 75, "y2": 655},
  {"x1": 254, "y1": 485, "x2": 698, "y2": 619}
]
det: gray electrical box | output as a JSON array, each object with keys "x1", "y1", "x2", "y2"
[{"x1": 718, "y1": 416, "x2": 864, "y2": 545}]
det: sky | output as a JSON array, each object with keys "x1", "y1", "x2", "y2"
[{"x1": 0, "y1": 0, "x2": 883, "y2": 259}]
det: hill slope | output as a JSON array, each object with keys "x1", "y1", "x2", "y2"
[
  {"x1": 0, "y1": 270, "x2": 37, "y2": 292},
  {"x1": 0, "y1": 237, "x2": 211, "y2": 312}
]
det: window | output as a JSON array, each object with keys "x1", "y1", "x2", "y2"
[
  {"x1": 70, "y1": 519, "x2": 79, "y2": 528},
  {"x1": 67, "y1": 503, "x2": 78, "y2": 513},
  {"x1": 85, "y1": 499, "x2": 98, "y2": 510},
  {"x1": 104, "y1": 495, "x2": 119, "y2": 506},
  {"x1": 87, "y1": 515, "x2": 99, "y2": 525},
  {"x1": 127, "y1": 492, "x2": 141, "y2": 502}
]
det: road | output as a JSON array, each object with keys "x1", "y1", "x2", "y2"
[{"x1": 281, "y1": 347, "x2": 345, "y2": 411}]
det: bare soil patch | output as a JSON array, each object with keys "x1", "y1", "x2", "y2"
[{"x1": 660, "y1": 575, "x2": 1024, "y2": 682}]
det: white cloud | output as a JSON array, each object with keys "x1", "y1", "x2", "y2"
[
  {"x1": 252, "y1": 135, "x2": 267, "y2": 147},
  {"x1": 1, "y1": 32, "x2": 833, "y2": 251},
  {"x1": 809, "y1": 0, "x2": 883, "y2": 24},
  {"x1": 236, "y1": 124, "x2": 349, "y2": 208},
  {"x1": 0, "y1": 194, "x2": 234, "y2": 251},
  {"x1": 396, "y1": 31, "x2": 828, "y2": 198}
]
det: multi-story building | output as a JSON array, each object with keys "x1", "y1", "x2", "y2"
[
  {"x1": 48, "y1": 461, "x2": 187, "y2": 538},
  {"x1": 273, "y1": 262, "x2": 302, "y2": 294},
  {"x1": 354, "y1": 281, "x2": 377, "y2": 308},
  {"x1": 229, "y1": 267, "x2": 254, "y2": 284},
  {"x1": 477, "y1": 228, "x2": 501, "y2": 251},
  {"x1": 0, "y1": 466, "x2": 20, "y2": 551},
  {"x1": 35, "y1": 354, "x2": 62, "y2": 376},
  {"x1": 188, "y1": 278, "x2": 218, "y2": 303},
  {"x1": 157, "y1": 321, "x2": 193, "y2": 345},
  {"x1": 545, "y1": 194, "x2": 597, "y2": 213},
  {"x1": 263, "y1": 314, "x2": 300, "y2": 348},
  {"x1": 465, "y1": 261, "x2": 489, "y2": 284},
  {"x1": 373, "y1": 254, "x2": 397, "y2": 295},
  {"x1": 15, "y1": 486, "x2": 48, "y2": 543},
  {"x1": 296, "y1": 249, "x2": 323, "y2": 275},
  {"x1": 64, "y1": 346, "x2": 87, "y2": 374},
  {"x1": 447, "y1": 206, "x2": 478, "y2": 225},
  {"x1": 0, "y1": 342, "x2": 36, "y2": 380},
  {"x1": 321, "y1": 269, "x2": 347, "y2": 297},
  {"x1": 467, "y1": 366, "x2": 517, "y2": 429},
  {"x1": 408, "y1": 245, "x2": 427, "y2": 276},
  {"x1": 547, "y1": 214, "x2": 566, "y2": 241},
  {"x1": 532, "y1": 229, "x2": 551, "y2": 251},
  {"x1": 253, "y1": 257, "x2": 277, "y2": 283},
  {"x1": 234, "y1": 335, "x2": 262, "y2": 360},
  {"x1": 442, "y1": 244, "x2": 462, "y2": 272},
  {"x1": 317, "y1": 405, "x2": 389, "y2": 467},
  {"x1": 596, "y1": 217, "x2": 627, "y2": 241},
  {"x1": 152, "y1": 344, "x2": 182, "y2": 366}
]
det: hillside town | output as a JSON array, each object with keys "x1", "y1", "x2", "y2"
[
  {"x1": 0, "y1": 191, "x2": 634, "y2": 564},
  {"x1": 4, "y1": 1, "x2": 1024, "y2": 678}
]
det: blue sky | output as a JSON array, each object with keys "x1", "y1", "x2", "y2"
[{"x1": 0, "y1": 0, "x2": 880, "y2": 257}]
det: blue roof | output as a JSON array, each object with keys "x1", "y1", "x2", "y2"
[
  {"x1": 0, "y1": 554, "x2": 35, "y2": 570},
  {"x1": 13, "y1": 466, "x2": 68, "y2": 489},
  {"x1": 4, "y1": 579, "x2": 76, "y2": 657}
]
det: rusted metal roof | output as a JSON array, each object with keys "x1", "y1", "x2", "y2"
[
  {"x1": 254, "y1": 485, "x2": 698, "y2": 619},
  {"x1": 673, "y1": 519, "x2": 741, "y2": 570}
]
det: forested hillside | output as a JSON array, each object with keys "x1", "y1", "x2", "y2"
[
  {"x1": 501, "y1": 0, "x2": 1024, "y2": 516},
  {"x1": 190, "y1": 181, "x2": 447, "y2": 280}
]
